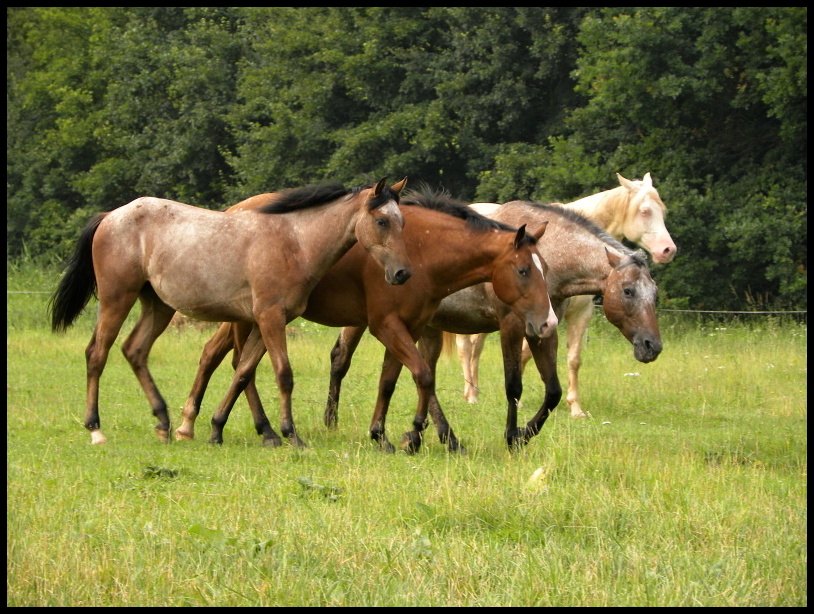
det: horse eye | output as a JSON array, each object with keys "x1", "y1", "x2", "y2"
[
  {"x1": 518, "y1": 266, "x2": 529, "y2": 277},
  {"x1": 623, "y1": 287, "x2": 635, "y2": 298},
  {"x1": 376, "y1": 218, "x2": 388, "y2": 228}
]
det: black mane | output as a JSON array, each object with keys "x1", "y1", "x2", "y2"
[
  {"x1": 401, "y1": 184, "x2": 518, "y2": 233},
  {"x1": 258, "y1": 181, "x2": 398, "y2": 214}
]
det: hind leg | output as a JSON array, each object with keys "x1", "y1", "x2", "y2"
[
  {"x1": 120, "y1": 286, "x2": 176, "y2": 443},
  {"x1": 84, "y1": 290, "x2": 142, "y2": 444}
]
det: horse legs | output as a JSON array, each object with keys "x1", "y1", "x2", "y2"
[
  {"x1": 564, "y1": 295, "x2": 594, "y2": 418},
  {"x1": 367, "y1": 349, "x2": 405, "y2": 453},
  {"x1": 369, "y1": 318, "x2": 452, "y2": 454},
  {"x1": 175, "y1": 322, "x2": 234, "y2": 441},
  {"x1": 518, "y1": 332, "x2": 562, "y2": 444},
  {"x1": 120, "y1": 286, "x2": 176, "y2": 442},
  {"x1": 176, "y1": 321, "x2": 281, "y2": 445},
  {"x1": 83, "y1": 288, "x2": 142, "y2": 444},
  {"x1": 324, "y1": 326, "x2": 367, "y2": 428},
  {"x1": 456, "y1": 333, "x2": 486, "y2": 403},
  {"x1": 256, "y1": 308, "x2": 306, "y2": 448},
  {"x1": 419, "y1": 327, "x2": 464, "y2": 452},
  {"x1": 209, "y1": 324, "x2": 272, "y2": 444},
  {"x1": 498, "y1": 317, "x2": 529, "y2": 449}
]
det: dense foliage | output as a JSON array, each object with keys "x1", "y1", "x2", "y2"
[{"x1": 7, "y1": 7, "x2": 806, "y2": 310}]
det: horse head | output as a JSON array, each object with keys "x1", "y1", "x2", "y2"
[
  {"x1": 491, "y1": 223, "x2": 558, "y2": 339},
  {"x1": 617, "y1": 173, "x2": 677, "y2": 264},
  {"x1": 601, "y1": 248, "x2": 662, "y2": 363},
  {"x1": 357, "y1": 177, "x2": 412, "y2": 286}
]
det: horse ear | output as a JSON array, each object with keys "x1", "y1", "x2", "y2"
[
  {"x1": 531, "y1": 221, "x2": 548, "y2": 240},
  {"x1": 374, "y1": 177, "x2": 388, "y2": 196},
  {"x1": 642, "y1": 172, "x2": 652, "y2": 188},
  {"x1": 513, "y1": 224, "x2": 527, "y2": 249},
  {"x1": 391, "y1": 177, "x2": 407, "y2": 195},
  {"x1": 617, "y1": 173, "x2": 633, "y2": 190},
  {"x1": 605, "y1": 247, "x2": 623, "y2": 268}
]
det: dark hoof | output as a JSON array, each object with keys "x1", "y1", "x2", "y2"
[
  {"x1": 261, "y1": 436, "x2": 283, "y2": 447},
  {"x1": 400, "y1": 431, "x2": 422, "y2": 455},
  {"x1": 288, "y1": 435, "x2": 308, "y2": 449}
]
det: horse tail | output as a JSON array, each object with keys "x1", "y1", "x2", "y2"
[
  {"x1": 441, "y1": 331, "x2": 458, "y2": 360},
  {"x1": 49, "y1": 212, "x2": 107, "y2": 332}
]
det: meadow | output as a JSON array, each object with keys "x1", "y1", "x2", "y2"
[{"x1": 7, "y1": 263, "x2": 807, "y2": 606}]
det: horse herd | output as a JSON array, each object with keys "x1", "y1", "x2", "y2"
[{"x1": 49, "y1": 174, "x2": 676, "y2": 453}]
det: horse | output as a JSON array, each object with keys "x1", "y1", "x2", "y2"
[
  {"x1": 455, "y1": 172, "x2": 675, "y2": 417},
  {"x1": 173, "y1": 186, "x2": 557, "y2": 453},
  {"x1": 48, "y1": 178, "x2": 412, "y2": 446},
  {"x1": 326, "y1": 200, "x2": 661, "y2": 449}
]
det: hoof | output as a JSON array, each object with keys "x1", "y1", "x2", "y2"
[
  {"x1": 288, "y1": 435, "x2": 308, "y2": 449},
  {"x1": 378, "y1": 440, "x2": 396, "y2": 454},
  {"x1": 262, "y1": 436, "x2": 283, "y2": 447},
  {"x1": 90, "y1": 430, "x2": 107, "y2": 445},
  {"x1": 156, "y1": 429, "x2": 170, "y2": 444},
  {"x1": 175, "y1": 429, "x2": 194, "y2": 441},
  {"x1": 400, "y1": 431, "x2": 422, "y2": 455},
  {"x1": 447, "y1": 441, "x2": 467, "y2": 454}
]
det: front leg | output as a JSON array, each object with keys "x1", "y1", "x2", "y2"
[
  {"x1": 517, "y1": 331, "x2": 561, "y2": 446},
  {"x1": 324, "y1": 326, "x2": 367, "y2": 428},
  {"x1": 367, "y1": 349, "x2": 404, "y2": 453},
  {"x1": 418, "y1": 326, "x2": 464, "y2": 453},
  {"x1": 210, "y1": 325, "x2": 281, "y2": 445},
  {"x1": 498, "y1": 316, "x2": 528, "y2": 449},
  {"x1": 256, "y1": 308, "x2": 306, "y2": 448}
]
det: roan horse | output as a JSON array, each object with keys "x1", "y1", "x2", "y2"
[
  {"x1": 455, "y1": 173, "x2": 676, "y2": 417},
  {"x1": 326, "y1": 200, "x2": 662, "y2": 449},
  {"x1": 174, "y1": 187, "x2": 557, "y2": 453},
  {"x1": 49, "y1": 178, "x2": 412, "y2": 446}
]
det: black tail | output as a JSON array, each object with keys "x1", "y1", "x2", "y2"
[{"x1": 49, "y1": 213, "x2": 107, "y2": 332}]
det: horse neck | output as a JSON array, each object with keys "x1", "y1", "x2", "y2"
[
  {"x1": 277, "y1": 199, "x2": 362, "y2": 279},
  {"x1": 542, "y1": 222, "x2": 619, "y2": 300},
  {"x1": 563, "y1": 187, "x2": 628, "y2": 240},
  {"x1": 409, "y1": 216, "x2": 511, "y2": 297}
]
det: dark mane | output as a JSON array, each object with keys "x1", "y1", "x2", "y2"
[
  {"x1": 401, "y1": 185, "x2": 517, "y2": 233},
  {"x1": 259, "y1": 181, "x2": 385, "y2": 214},
  {"x1": 512, "y1": 201, "x2": 647, "y2": 266}
]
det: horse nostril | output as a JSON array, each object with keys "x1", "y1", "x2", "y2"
[{"x1": 394, "y1": 269, "x2": 412, "y2": 285}]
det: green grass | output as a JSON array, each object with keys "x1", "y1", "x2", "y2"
[{"x1": 6, "y1": 263, "x2": 807, "y2": 606}]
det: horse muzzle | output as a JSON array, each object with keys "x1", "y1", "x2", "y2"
[
  {"x1": 526, "y1": 313, "x2": 558, "y2": 339},
  {"x1": 633, "y1": 334, "x2": 663, "y2": 363}
]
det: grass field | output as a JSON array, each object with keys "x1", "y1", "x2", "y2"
[{"x1": 7, "y1": 263, "x2": 807, "y2": 606}]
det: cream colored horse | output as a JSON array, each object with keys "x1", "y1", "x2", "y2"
[{"x1": 455, "y1": 172, "x2": 676, "y2": 417}]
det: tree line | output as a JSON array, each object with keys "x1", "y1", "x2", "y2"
[{"x1": 6, "y1": 7, "x2": 807, "y2": 310}]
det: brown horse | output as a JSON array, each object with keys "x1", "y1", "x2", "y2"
[
  {"x1": 174, "y1": 186, "x2": 557, "y2": 452},
  {"x1": 328, "y1": 200, "x2": 662, "y2": 449},
  {"x1": 49, "y1": 178, "x2": 411, "y2": 446}
]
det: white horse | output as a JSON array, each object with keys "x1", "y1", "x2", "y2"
[{"x1": 455, "y1": 172, "x2": 676, "y2": 417}]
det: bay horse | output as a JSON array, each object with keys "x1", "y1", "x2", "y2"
[
  {"x1": 174, "y1": 186, "x2": 557, "y2": 453},
  {"x1": 49, "y1": 178, "x2": 412, "y2": 446},
  {"x1": 327, "y1": 200, "x2": 661, "y2": 449},
  {"x1": 455, "y1": 172, "x2": 676, "y2": 417}
]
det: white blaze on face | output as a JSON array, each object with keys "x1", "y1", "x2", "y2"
[{"x1": 532, "y1": 253, "x2": 559, "y2": 331}]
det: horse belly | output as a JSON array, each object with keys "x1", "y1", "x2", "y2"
[{"x1": 431, "y1": 290, "x2": 500, "y2": 334}]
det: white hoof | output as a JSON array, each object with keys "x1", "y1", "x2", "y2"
[{"x1": 90, "y1": 430, "x2": 107, "y2": 444}]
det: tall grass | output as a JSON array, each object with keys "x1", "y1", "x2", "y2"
[{"x1": 7, "y1": 262, "x2": 807, "y2": 606}]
